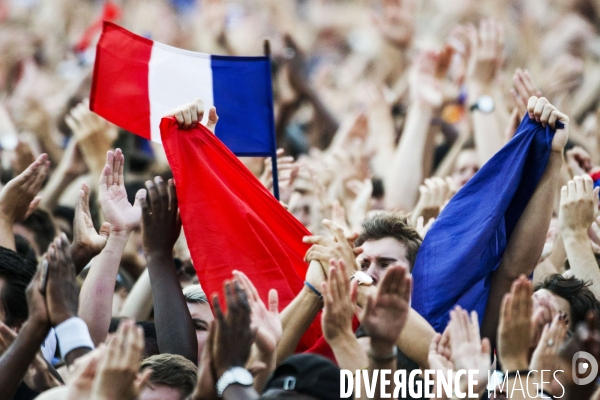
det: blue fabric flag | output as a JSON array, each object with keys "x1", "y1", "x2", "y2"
[{"x1": 412, "y1": 115, "x2": 558, "y2": 332}]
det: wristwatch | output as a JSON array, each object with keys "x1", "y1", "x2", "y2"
[
  {"x1": 469, "y1": 95, "x2": 495, "y2": 113},
  {"x1": 351, "y1": 271, "x2": 374, "y2": 286},
  {"x1": 216, "y1": 367, "x2": 253, "y2": 397}
]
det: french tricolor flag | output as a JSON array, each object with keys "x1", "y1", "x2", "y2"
[{"x1": 90, "y1": 22, "x2": 276, "y2": 157}]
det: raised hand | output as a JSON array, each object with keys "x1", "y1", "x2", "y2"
[
  {"x1": 90, "y1": 320, "x2": 149, "y2": 400},
  {"x1": 511, "y1": 69, "x2": 542, "y2": 119},
  {"x1": 140, "y1": 177, "x2": 181, "y2": 256},
  {"x1": 0, "y1": 153, "x2": 49, "y2": 225},
  {"x1": 233, "y1": 270, "x2": 281, "y2": 355},
  {"x1": 321, "y1": 259, "x2": 358, "y2": 345},
  {"x1": 529, "y1": 314, "x2": 568, "y2": 396},
  {"x1": 71, "y1": 182, "x2": 110, "y2": 271},
  {"x1": 211, "y1": 281, "x2": 255, "y2": 379},
  {"x1": 497, "y1": 275, "x2": 533, "y2": 371},
  {"x1": 526, "y1": 97, "x2": 569, "y2": 151},
  {"x1": 371, "y1": 0, "x2": 415, "y2": 48},
  {"x1": 66, "y1": 348, "x2": 106, "y2": 400},
  {"x1": 66, "y1": 99, "x2": 117, "y2": 176},
  {"x1": 164, "y1": 98, "x2": 219, "y2": 132},
  {"x1": 98, "y1": 149, "x2": 142, "y2": 236},
  {"x1": 46, "y1": 234, "x2": 80, "y2": 327},
  {"x1": 409, "y1": 50, "x2": 443, "y2": 108},
  {"x1": 565, "y1": 147, "x2": 593, "y2": 177},
  {"x1": 559, "y1": 175, "x2": 599, "y2": 236},
  {"x1": 361, "y1": 265, "x2": 412, "y2": 354},
  {"x1": 411, "y1": 177, "x2": 452, "y2": 225},
  {"x1": 448, "y1": 308, "x2": 491, "y2": 394},
  {"x1": 466, "y1": 19, "x2": 504, "y2": 87},
  {"x1": 259, "y1": 148, "x2": 299, "y2": 204}
]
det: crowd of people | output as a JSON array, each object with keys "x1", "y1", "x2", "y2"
[{"x1": 3, "y1": 0, "x2": 600, "y2": 399}]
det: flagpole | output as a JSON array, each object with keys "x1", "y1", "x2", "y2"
[{"x1": 264, "y1": 39, "x2": 280, "y2": 201}]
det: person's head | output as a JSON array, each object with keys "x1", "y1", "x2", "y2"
[
  {"x1": 14, "y1": 208, "x2": 57, "y2": 257},
  {"x1": 183, "y1": 284, "x2": 214, "y2": 360},
  {"x1": 452, "y1": 142, "x2": 480, "y2": 189},
  {"x1": 261, "y1": 354, "x2": 346, "y2": 400},
  {"x1": 532, "y1": 274, "x2": 600, "y2": 342},
  {"x1": 0, "y1": 247, "x2": 36, "y2": 329},
  {"x1": 139, "y1": 354, "x2": 198, "y2": 400},
  {"x1": 355, "y1": 212, "x2": 421, "y2": 284}
]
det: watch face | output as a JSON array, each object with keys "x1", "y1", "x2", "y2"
[
  {"x1": 231, "y1": 368, "x2": 254, "y2": 385},
  {"x1": 478, "y1": 95, "x2": 495, "y2": 113}
]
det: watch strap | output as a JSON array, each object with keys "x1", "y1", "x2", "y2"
[{"x1": 216, "y1": 367, "x2": 253, "y2": 397}]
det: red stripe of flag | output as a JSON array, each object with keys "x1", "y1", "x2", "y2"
[{"x1": 90, "y1": 23, "x2": 152, "y2": 140}]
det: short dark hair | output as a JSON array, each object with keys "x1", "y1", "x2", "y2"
[
  {"x1": 355, "y1": 212, "x2": 422, "y2": 268},
  {"x1": 140, "y1": 354, "x2": 197, "y2": 398},
  {"x1": 534, "y1": 274, "x2": 600, "y2": 327},
  {"x1": 18, "y1": 208, "x2": 56, "y2": 255},
  {"x1": 0, "y1": 247, "x2": 36, "y2": 328}
]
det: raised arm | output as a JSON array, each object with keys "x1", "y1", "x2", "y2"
[
  {"x1": 321, "y1": 259, "x2": 368, "y2": 371},
  {"x1": 482, "y1": 97, "x2": 568, "y2": 343},
  {"x1": 141, "y1": 176, "x2": 198, "y2": 363},
  {"x1": 559, "y1": 175, "x2": 600, "y2": 298},
  {"x1": 466, "y1": 20, "x2": 506, "y2": 165},
  {"x1": 79, "y1": 149, "x2": 144, "y2": 345},
  {"x1": 384, "y1": 50, "x2": 442, "y2": 211}
]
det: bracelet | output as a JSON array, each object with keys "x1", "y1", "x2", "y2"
[
  {"x1": 506, "y1": 370, "x2": 530, "y2": 380},
  {"x1": 368, "y1": 346, "x2": 398, "y2": 362},
  {"x1": 55, "y1": 317, "x2": 95, "y2": 358},
  {"x1": 304, "y1": 281, "x2": 323, "y2": 299}
]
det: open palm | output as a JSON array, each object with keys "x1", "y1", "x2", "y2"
[{"x1": 98, "y1": 149, "x2": 141, "y2": 234}]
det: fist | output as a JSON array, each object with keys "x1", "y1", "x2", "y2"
[{"x1": 527, "y1": 96, "x2": 569, "y2": 152}]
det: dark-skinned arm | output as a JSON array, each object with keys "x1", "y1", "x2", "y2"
[
  {"x1": 141, "y1": 177, "x2": 198, "y2": 364},
  {"x1": 0, "y1": 260, "x2": 50, "y2": 398},
  {"x1": 482, "y1": 97, "x2": 569, "y2": 344}
]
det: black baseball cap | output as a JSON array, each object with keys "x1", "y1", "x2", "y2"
[{"x1": 262, "y1": 353, "x2": 352, "y2": 400}]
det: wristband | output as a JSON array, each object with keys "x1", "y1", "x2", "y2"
[
  {"x1": 505, "y1": 370, "x2": 530, "y2": 380},
  {"x1": 304, "y1": 281, "x2": 323, "y2": 299},
  {"x1": 54, "y1": 317, "x2": 95, "y2": 358},
  {"x1": 368, "y1": 346, "x2": 398, "y2": 362}
]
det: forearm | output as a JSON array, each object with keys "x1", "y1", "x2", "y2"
[
  {"x1": 384, "y1": 104, "x2": 433, "y2": 210},
  {"x1": 147, "y1": 251, "x2": 197, "y2": 364},
  {"x1": 397, "y1": 309, "x2": 435, "y2": 369},
  {"x1": 247, "y1": 347, "x2": 276, "y2": 392},
  {"x1": 118, "y1": 268, "x2": 153, "y2": 321},
  {"x1": 367, "y1": 341, "x2": 397, "y2": 400},
  {"x1": 469, "y1": 83, "x2": 505, "y2": 165},
  {"x1": 563, "y1": 231, "x2": 600, "y2": 298},
  {"x1": 79, "y1": 233, "x2": 129, "y2": 345},
  {"x1": 277, "y1": 287, "x2": 322, "y2": 364},
  {"x1": 306, "y1": 90, "x2": 340, "y2": 149},
  {"x1": 499, "y1": 152, "x2": 562, "y2": 279},
  {"x1": 0, "y1": 319, "x2": 49, "y2": 398},
  {"x1": 328, "y1": 332, "x2": 369, "y2": 371},
  {"x1": 483, "y1": 153, "x2": 562, "y2": 342},
  {"x1": 0, "y1": 220, "x2": 15, "y2": 251}
]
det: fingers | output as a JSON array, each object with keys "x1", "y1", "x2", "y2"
[
  {"x1": 206, "y1": 106, "x2": 219, "y2": 133},
  {"x1": 268, "y1": 289, "x2": 278, "y2": 314}
]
